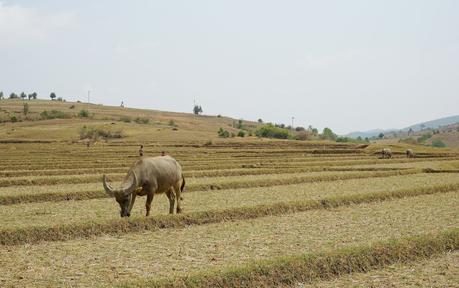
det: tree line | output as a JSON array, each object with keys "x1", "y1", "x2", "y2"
[{"x1": 0, "y1": 91, "x2": 63, "y2": 101}]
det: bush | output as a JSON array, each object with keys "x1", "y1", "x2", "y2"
[
  {"x1": 237, "y1": 119, "x2": 244, "y2": 129},
  {"x1": 417, "y1": 133, "x2": 432, "y2": 143},
  {"x1": 399, "y1": 137, "x2": 417, "y2": 145},
  {"x1": 168, "y1": 120, "x2": 177, "y2": 127},
  {"x1": 336, "y1": 137, "x2": 350, "y2": 142},
  {"x1": 135, "y1": 117, "x2": 150, "y2": 124},
  {"x1": 10, "y1": 115, "x2": 18, "y2": 122},
  {"x1": 23, "y1": 103, "x2": 29, "y2": 116},
  {"x1": 40, "y1": 110, "x2": 72, "y2": 120},
  {"x1": 120, "y1": 116, "x2": 132, "y2": 123},
  {"x1": 69, "y1": 105, "x2": 75, "y2": 109},
  {"x1": 78, "y1": 109, "x2": 90, "y2": 118},
  {"x1": 431, "y1": 139, "x2": 446, "y2": 148},
  {"x1": 256, "y1": 124, "x2": 290, "y2": 139},
  {"x1": 79, "y1": 125, "x2": 123, "y2": 140},
  {"x1": 237, "y1": 130, "x2": 245, "y2": 137},
  {"x1": 295, "y1": 131, "x2": 311, "y2": 141},
  {"x1": 218, "y1": 127, "x2": 230, "y2": 138}
]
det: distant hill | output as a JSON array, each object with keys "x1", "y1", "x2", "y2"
[
  {"x1": 345, "y1": 129, "x2": 397, "y2": 139},
  {"x1": 345, "y1": 115, "x2": 459, "y2": 139},
  {"x1": 402, "y1": 115, "x2": 459, "y2": 132}
]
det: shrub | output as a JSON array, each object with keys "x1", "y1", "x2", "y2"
[
  {"x1": 431, "y1": 139, "x2": 446, "y2": 148},
  {"x1": 69, "y1": 105, "x2": 75, "y2": 109},
  {"x1": 417, "y1": 133, "x2": 432, "y2": 143},
  {"x1": 120, "y1": 116, "x2": 132, "y2": 123},
  {"x1": 78, "y1": 109, "x2": 90, "y2": 118},
  {"x1": 237, "y1": 119, "x2": 244, "y2": 129},
  {"x1": 79, "y1": 125, "x2": 123, "y2": 140},
  {"x1": 23, "y1": 103, "x2": 29, "y2": 116},
  {"x1": 217, "y1": 114, "x2": 222, "y2": 118},
  {"x1": 10, "y1": 115, "x2": 18, "y2": 122},
  {"x1": 399, "y1": 137, "x2": 417, "y2": 145},
  {"x1": 218, "y1": 127, "x2": 230, "y2": 138},
  {"x1": 336, "y1": 137, "x2": 350, "y2": 142},
  {"x1": 230, "y1": 132, "x2": 236, "y2": 137},
  {"x1": 168, "y1": 120, "x2": 177, "y2": 127},
  {"x1": 40, "y1": 110, "x2": 71, "y2": 120},
  {"x1": 135, "y1": 117, "x2": 150, "y2": 124},
  {"x1": 255, "y1": 124, "x2": 291, "y2": 139},
  {"x1": 295, "y1": 131, "x2": 311, "y2": 141},
  {"x1": 237, "y1": 130, "x2": 245, "y2": 137}
]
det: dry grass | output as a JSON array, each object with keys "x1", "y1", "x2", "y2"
[
  {"x1": 2, "y1": 172, "x2": 454, "y2": 229},
  {"x1": 0, "y1": 181, "x2": 457, "y2": 245},
  {"x1": 298, "y1": 251, "x2": 459, "y2": 288},
  {"x1": 0, "y1": 169, "x2": 421, "y2": 204},
  {"x1": 0, "y1": 193, "x2": 457, "y2": 287},
  {"x1": 135, "y1": 230, "x2": 459, "y2": 288}
]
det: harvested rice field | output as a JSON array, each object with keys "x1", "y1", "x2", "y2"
[
  {"x1": 299, "y1": 251, "x2": 459, "y2": 288},
  {"x1": 1, "y1": 137, "x2": 458, "y2": 287}
]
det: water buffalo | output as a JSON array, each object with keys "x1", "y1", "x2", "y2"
[
  {"x1": 406, "y1": 149, "x2": 415, "y2": 158},
  {"x1": 103, "y1": 156, "x2": 185, "y2": 217},
  {"x1": 381, "y1": 148, "x2": 392, "y2": 159}
]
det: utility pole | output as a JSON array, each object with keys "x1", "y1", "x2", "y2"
[
  {"x1": 291, "y1": 117, "x2": 295, "y2": 132},
  {"x1": 87, "y1": 90, "x2": 91, "y2": 104}
]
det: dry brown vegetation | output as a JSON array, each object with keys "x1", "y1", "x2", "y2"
[{"x1": 0, "y1": 100, "x2": 458, "y2": 287}]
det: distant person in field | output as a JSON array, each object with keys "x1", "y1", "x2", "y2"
[{"x1": 139, "y1": 145, "x2": 144, "y2": 157}]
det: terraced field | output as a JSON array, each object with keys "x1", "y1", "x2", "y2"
[{"x1": 1, "y1": 140, "x2": 458, "y2": 287}]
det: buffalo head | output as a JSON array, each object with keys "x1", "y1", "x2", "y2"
[{"x1": 103, "y1": 171, "x2": 138, "y2": 217}]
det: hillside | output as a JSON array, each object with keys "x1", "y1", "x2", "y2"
[
  {"x1": 0, "y1": 99, "x2": 260, "y2": 144},
  {"x1": 345, "y1": 115, "x2": 459, "y2": 139},
  {"x1": 403, "y1": 115, "x2": 459, "y2": 132}
]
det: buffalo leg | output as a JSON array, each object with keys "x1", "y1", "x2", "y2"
[
  {"x1": 145, "y1": 192, "x2": 154, "y2": 216},
  {"x1": 166, "y1": 189, "x2": 175, "y2": 214},
  {"x1": 175, "y1": 183, "x2": 182, "y2": 214}
]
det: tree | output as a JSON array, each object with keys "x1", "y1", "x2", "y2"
[
  {"x1": 378, "y1": 133, "x2": 384, "y2": 139},
  {"x1": 193, "y1": 105, "x2": 203, "y2": 115},
  {"x1": 0, "y1": 91, "x2": 4, "y2": 99},
  {"x1": 50, "y1": 92, "x2": 56, "y2": 100},
  {"x1": 20, "y1": 92, "x2": 27, "y2": 99},
  {"x1": 9, "y1": 93, "x2": 18, "y2": 99},
  {"x1": 258, "y1": 118, "x2": 263, "y2": 123},
  {"x1": 321, "y1": 127, "x2": 337, "y2": 141},
  {"x1": 28, "y1": 92, "x2": 37, "y2": 100}
]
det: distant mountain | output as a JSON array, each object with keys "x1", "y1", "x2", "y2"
[
  {"x1": 345, "y1": 129, "x2": 397, "y2": 139},
  {"x1": 344, "y1": 115, "x2": 459, "y2": 139},
  {"x1": 401, "y1": 115, "x2": 459, "y2": 132}
]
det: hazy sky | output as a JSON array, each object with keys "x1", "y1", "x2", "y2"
[{"x1": 1, "y1": 0, "x2": 458, "y2": 134}]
